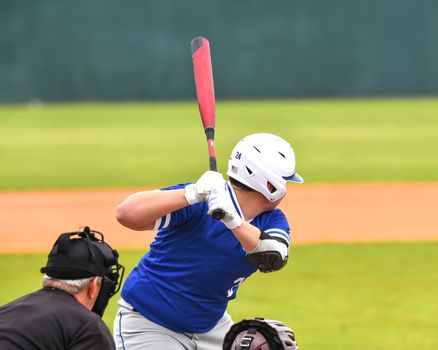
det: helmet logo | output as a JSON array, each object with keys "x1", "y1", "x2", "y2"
[{"x1": 235, "y1": 151, "x2": 242, "y2": 160}]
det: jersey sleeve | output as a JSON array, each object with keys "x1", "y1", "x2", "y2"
[
  {"x1": 151, "y1": 183, "x2": 202, "y2": 230},
  {"x1": 259, "y1": 209, "x2": 291, "y2": 247}
]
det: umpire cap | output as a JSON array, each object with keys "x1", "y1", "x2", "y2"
[{"x1": 41, "y1": 226, "x2": 121, "y2": 280}]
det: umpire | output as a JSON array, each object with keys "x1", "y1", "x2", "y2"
[{"x1": 0, "y1": 226, "x2": 124, "y2": 350}]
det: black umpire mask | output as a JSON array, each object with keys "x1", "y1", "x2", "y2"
[{"x1": 41, "y1": 226, "x2": 125, "y2": 317}]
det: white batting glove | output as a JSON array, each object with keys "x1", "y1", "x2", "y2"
[
  {"x1": 207, "y1": 185, "x2": 243, "y2": 229},
  {"x1": 184, "y1": 171, "x2": 225, "y2": 205}
]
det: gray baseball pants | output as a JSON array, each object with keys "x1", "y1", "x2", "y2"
[{"x1": 113, "y1": 298, "x2": 233, "y2": 350}]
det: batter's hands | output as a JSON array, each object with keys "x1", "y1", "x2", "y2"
[
  {"x1": 184, "y1": 171, "x2": 225, "y2": 205},
  {"x1": 207, "y1": 184, "x2": 242, "y2": 229}
]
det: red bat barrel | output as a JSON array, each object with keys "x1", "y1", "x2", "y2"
[
  {"x1": 191, "y1": 37, "x2": 216, "y2": 131},
  {"x1": 191, "y1": 37, "x2": 225, "y2": 220}
]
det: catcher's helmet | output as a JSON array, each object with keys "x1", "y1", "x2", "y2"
[
  {"x1": 227, "y1": 133, "x2": 303, "y2": 202},
  {"x1": 223, "y1": 318, "x2": 298, "y2": 350}
]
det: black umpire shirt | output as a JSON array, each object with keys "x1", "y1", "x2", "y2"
[{"x1": 0, "y1": 287, "x2": 115, "y2": 350}]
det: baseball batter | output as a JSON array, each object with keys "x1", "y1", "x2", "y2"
[{"x1": 113, "y1": 133, "x2": 303, "y2": 350}]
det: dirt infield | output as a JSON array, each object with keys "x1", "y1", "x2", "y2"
[{"x1": 0, "y1": 183, "x2": 437, "y2": 253}]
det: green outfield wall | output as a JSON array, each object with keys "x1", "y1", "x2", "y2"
[{"x1": 1, "y1": 0, "x2": 437, "y2": 102}]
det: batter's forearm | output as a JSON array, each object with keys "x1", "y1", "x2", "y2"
[
  {"x1": 231, "y1": 221, "x2": 261, "y2": 252},
  {"x1": 116, "y1": 189, "x2": 188, "y2": 231}
]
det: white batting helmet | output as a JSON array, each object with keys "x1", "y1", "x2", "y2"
[{"x1": 227, "y1": 133, "x2": 303, "y2": 202}]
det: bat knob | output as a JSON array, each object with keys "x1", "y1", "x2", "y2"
[{"x1": 211, "y1": 208, "x2": 226, "y2": 220}]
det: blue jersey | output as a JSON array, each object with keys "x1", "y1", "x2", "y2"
[{"x1": 121, "y1": 182, "x2": 291, "y2": 333}]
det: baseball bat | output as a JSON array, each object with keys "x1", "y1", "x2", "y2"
[{"x1": 191, "y1": 37, "x2": 225, "y2": 220}]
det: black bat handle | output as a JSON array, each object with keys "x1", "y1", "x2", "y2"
[
  {"x1": 205, "y1": 128, "x2": 226, "y2": 221},
  {"x1": 209, "y1": 156, "x2": 217, "y2": 172},
  {"x1": 211, "y1": 208, "x2": 226, "y2": 220},
  {"x1": 209, "y1": 156, "x2": 226, "y2": 220}
]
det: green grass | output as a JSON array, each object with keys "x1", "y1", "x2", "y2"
[
  {"x1": 0, "y1": 98, "x2": 438, "y2": 190},
  {"x1": 1, "y1": 242, "x2": 437, "y2": 349}
]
